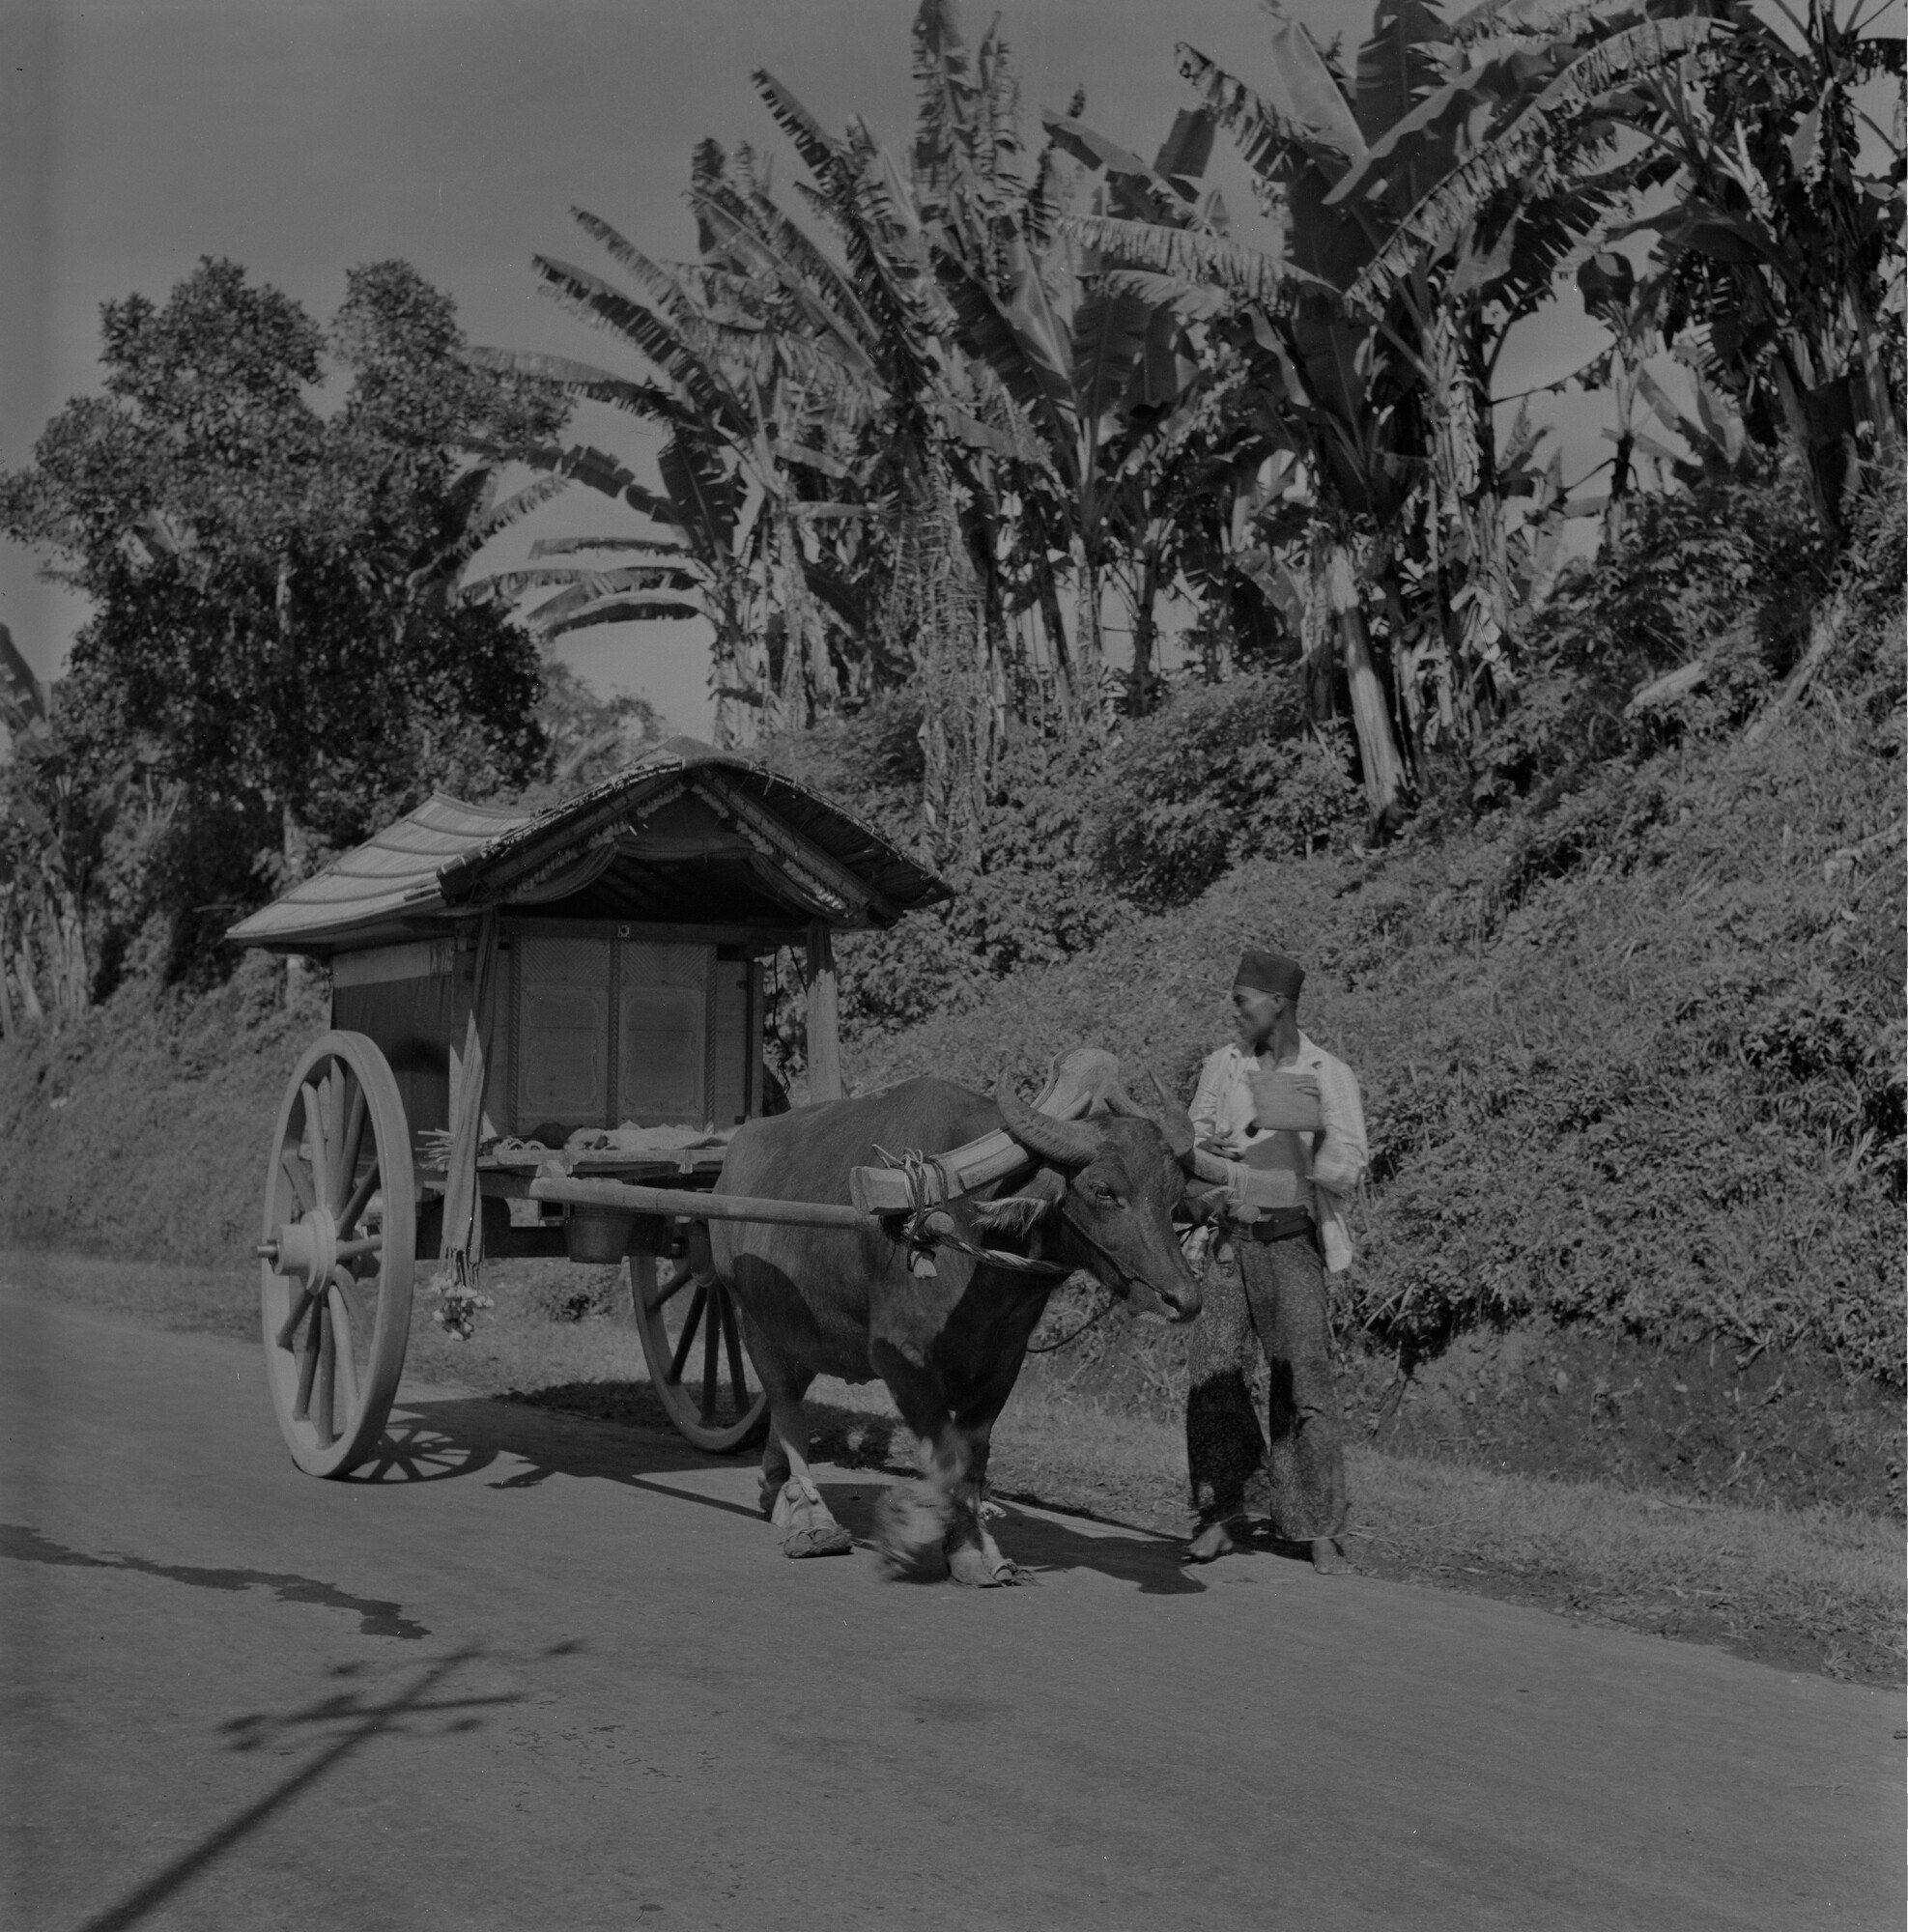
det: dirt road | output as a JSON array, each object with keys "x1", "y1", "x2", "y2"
[{"x1": 2, "y1": 1285, "x2": 1898, "y2": 1931}]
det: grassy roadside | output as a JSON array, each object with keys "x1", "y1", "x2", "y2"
[{"x1": 9, "y1": 1247, "x2": 1899, "y2": 1689}]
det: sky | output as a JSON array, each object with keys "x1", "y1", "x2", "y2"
[{"x1": 0, "y1": 0, "x2": 1617, "y2": 738}]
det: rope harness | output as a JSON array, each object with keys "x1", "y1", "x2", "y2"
[
  {"x1": 873, "y1": 1144, "x2": 1074, "y2": 1278},
  {"x1": 871, "y1": 1144, "x2": 1117, "y2": 1355}
]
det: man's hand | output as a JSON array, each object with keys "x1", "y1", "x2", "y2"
[{"x1": 1247, "y1": 1065, "x2": 1323, "y2": 1132}]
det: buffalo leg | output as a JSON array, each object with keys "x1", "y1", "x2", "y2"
[
  {"x1": 868, "y1": 1348, "x2": 980, "y2": 1583},
  {"x1": 941, "y1": 1380, "x2": 1037, "y2": 1587},
  {"x1": 754, "y1": 1359, "x2": 851, "y2": 1559}
]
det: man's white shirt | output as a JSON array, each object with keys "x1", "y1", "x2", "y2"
[{"x1": 1188, "y1": 1035, "x2": 1369, "y2": 1273}]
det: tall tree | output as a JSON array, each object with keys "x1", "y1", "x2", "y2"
[{"x1": 0, "y1": 258, "x2": 560, "y2": 969}]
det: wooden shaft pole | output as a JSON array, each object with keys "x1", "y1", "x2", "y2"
[
  {"x1": 805, "y1": 918, "x2": 843, "y2": 1103},
  {"x1": 528, "y1": 1173, "x2": 875, "y2": 1232}
]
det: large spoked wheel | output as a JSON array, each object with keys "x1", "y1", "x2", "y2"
[
  {"x1": 630, "y1": 1248, "x2": 769, "y2": 1454},
  {"x1": 258, "y1": 1030, "x2": 415, "y2": 1478}
]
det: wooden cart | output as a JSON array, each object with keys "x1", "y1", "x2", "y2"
[{"x1": 227, "y1": 737, "x2": 952, "y2": 1477}]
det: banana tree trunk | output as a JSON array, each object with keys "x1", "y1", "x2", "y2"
[
  {"x1": 53, "y1": 891, "x2": 89, "y2": 1019},
  {"x1": 1770, "y1": 354, "x2": 1846, "y2": 539},
  {"x1": 1605, "y1": 355, "x2": 1637, "y2": 552},
  {"x1": 1846, "y1": 292, "x2": 1898, "y2": 464},
  {"x1": 14, "y1": 935, "x2": 45, "y2": 1027},
  {"x1": 1324, "y1": 542, "x2": 1407, "y2": 829},
  {"x1": 1074, "y1": 554, "x2": 1105, "y2": 725},
  {"x1": 894, "y1": 460, "x2": 985, "y2": 868},
  {"x1": 710, "y1": 578, "x2": 762, "y2": 751},
  {"x1": 1033, "y1": 564, "x2": 1075, "y2": 723},
  {"x1": 1125, "y1": 551, "x2": 1162, "y2": 718}
]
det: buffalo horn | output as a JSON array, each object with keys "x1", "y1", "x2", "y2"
[
  {"x1": 994, "y1": 1074, "x2": 1100, "y2": 1169},
  {"x1": 1103, "y1": 1065, "x2": 1199, "y2": 1169},
  {"x1": 1146, "y1": 1067, "x2": 1198, "y2": 1166}
]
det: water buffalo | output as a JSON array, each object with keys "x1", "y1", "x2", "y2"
[{"x1": 706, "y1": 1070, "x2": 1203, "y2": 1585}]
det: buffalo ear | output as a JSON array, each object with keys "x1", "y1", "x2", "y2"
[
  {"x1": 968, "y1": 1167, "x2": 1065, "y2": 1238},
  {"x1": 1179, "y1": 1183, "x2": 1227, "y2": 1228},
  {"x1": 968, "y1": 1196, "x2": 1048, "y2": 1239}
]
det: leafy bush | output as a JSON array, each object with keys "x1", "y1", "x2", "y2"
[
  {"x1": 1091, "y1": 674, "x2": 1362, "y2": 910},
  {"x1": 757, "y1": 676, "x2": 1364, "y2": 1066},
  {"x1": 1473, "y1": 463, "x2": 1833, "y2": 809},
  {"x1": 778, "y1": 709, "x2": 1117, "y2": 1051}
]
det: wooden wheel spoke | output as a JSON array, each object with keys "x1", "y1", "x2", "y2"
[
  {"x1": 327, "y1": 1281, "x2": 362, "y2": 1419},
  {"x1": 280, "y1": 1147, "x2": 315, "y2": 1216},
  {"x1": 668, "y1": 1284, "x2": 708, "y2": 1386},
  {"x1": 300, "y1": 1082, "x2": 333, "y2": 1208},
  {"x1": 274, "y1": 1286, "x2": 317, "y2": 1351},
  {"x1": 721, "y1": 1290, "x2": 751, "y2": 1416},
  {"x1": 323, "y1": 1066, "x2": 346, "y2": 1180},
  {"x1": 334, "y1": 1234, "x2": 384, "y2": 1263},
  {"x1": 292, "y1": 1297, "x2": 323, "y2": 1419},
  {"x1": 332, "y1": 1267, "x2": 374, "y2": 1338},
  {"x1": 699, "y1": 1285, "x2": 722, "y2": 1422},
  {"x1": 313, "y1": 1303, "x2": 337, "y2": 1446},
  {"x1": 645, "y1": 1264, "x2": 695, "y2": 1316},
  {"x1": 627, "y1": 1256, "x2": 765, "y2": 1455},
  {"x1": 337, "y1": 1158, "x2": 381, "y2": 1238},
  {"x1": 334, "y1": 1077, "x2": 368, "y2": 1214}
]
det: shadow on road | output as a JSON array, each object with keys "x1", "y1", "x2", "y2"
[
  {"x1": 0, "y1": 1521, "x2": 431, "y2": 1637},
  {"x1": 70, "y1": 1646, "x2": 531, "y2": 1932},
  {"x1": 380, "y1": 1390, "x2": 1210, "y2": 1595}
]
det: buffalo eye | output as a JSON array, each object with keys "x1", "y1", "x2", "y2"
[{"x1": 1090, "y1": 1181, "x2": 1122, "y2": 1207}]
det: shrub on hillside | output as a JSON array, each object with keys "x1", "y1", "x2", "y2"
[
  {"x1": 760, "y1": 677, "x2": 1365, "y2": 1059},
  {"x1": 832, "y1": 727, "x2": 1114, "y2": 1042},
  {"x1": 1473, "y1": 464, "x2": 1833, "y2": 809},
  {"x1": 760, "y1": 697, "x2": 1114, "y2": 1055},
  {"x1": 1092, "y1": 675, "x2": 1362, "y2": 911}
]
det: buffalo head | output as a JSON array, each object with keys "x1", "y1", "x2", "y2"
[{"x1": 989, "y1": 1076, "x2": 1202, "y2": 1323}]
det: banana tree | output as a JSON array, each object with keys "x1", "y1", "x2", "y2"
[
  {"x1": 470, "y1": 186, "x2": 882, "y2": 743},
  {"x1": 747, "y1": 54, "x2": 1001, "y2": 849},
  {"x1": 1068, "y1": 0, "x2": 1723, "y2": 810},
  {"x1": 927, "y1": 99, "x2": 1225, "y2": 724},
  {"x1": 1060, "y1": 14, "x2": 1418, "y2": 818},
  {"x1": 1607, "y1": 0, "x2": 1905, "y2": 534}
]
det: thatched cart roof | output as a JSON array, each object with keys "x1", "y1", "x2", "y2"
[{"x1": 227, "y1": 735, "x2": 949, "y2": 955}]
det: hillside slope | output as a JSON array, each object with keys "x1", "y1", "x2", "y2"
[
  {"x1": 847, "y1": 688, "x2": 1902, "y2": 1509},
  {"x1": 0, "y1": 954, "x2": 308, "y2": 1265}
]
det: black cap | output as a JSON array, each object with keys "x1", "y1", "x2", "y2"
[{"x1": 1234, "y1": 948, "x2": 1304, "y2": 1001}]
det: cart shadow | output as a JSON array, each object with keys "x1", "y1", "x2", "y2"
[{"x1": 382, "y1": 1388, "x2": 1208, "y2": 1596}]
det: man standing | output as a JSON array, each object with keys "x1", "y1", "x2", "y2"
[{"x1": 1183, "y1": 948, "x2": 1368, "y2": 1574}]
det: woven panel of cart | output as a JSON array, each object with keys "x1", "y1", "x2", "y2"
[{"x1": 227, "y1": 735, "x2": 951, "y2": 1473}]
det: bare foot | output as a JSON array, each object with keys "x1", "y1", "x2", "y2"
[
  {"x1": 1310, "y1": 1536, "x2": 1348, "y2": 1575},
  {"x1": 1183, "y1": 1520, "x2": 1244, "y2": 1564}
]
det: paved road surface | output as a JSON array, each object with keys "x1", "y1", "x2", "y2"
[{"x1": 2, "y1": 1286, "x2": 1898, "y2": 1931}]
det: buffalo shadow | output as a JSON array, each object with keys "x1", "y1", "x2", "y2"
[{"x1": 369, "y1": 1382, "x2": 1210, "y2": 1595}]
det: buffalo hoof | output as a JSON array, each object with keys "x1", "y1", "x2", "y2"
[
  {"x1": 873, "y1": 1484, "x2": 951, "y2": 1581},
  {"x1": 947, "y1": 1544, "x2": 1036, "y2": 1588},
  {"x1": 783, "y1": 1521, "x2": 853, "y2": 1559},
  {"x1": 769, "y1": 1477, "x2": 851, "y2": 1558}
]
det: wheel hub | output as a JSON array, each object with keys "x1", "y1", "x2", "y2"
[{"x1": 269, "y1": 1209, "x2": 339, "y2": 1287}]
